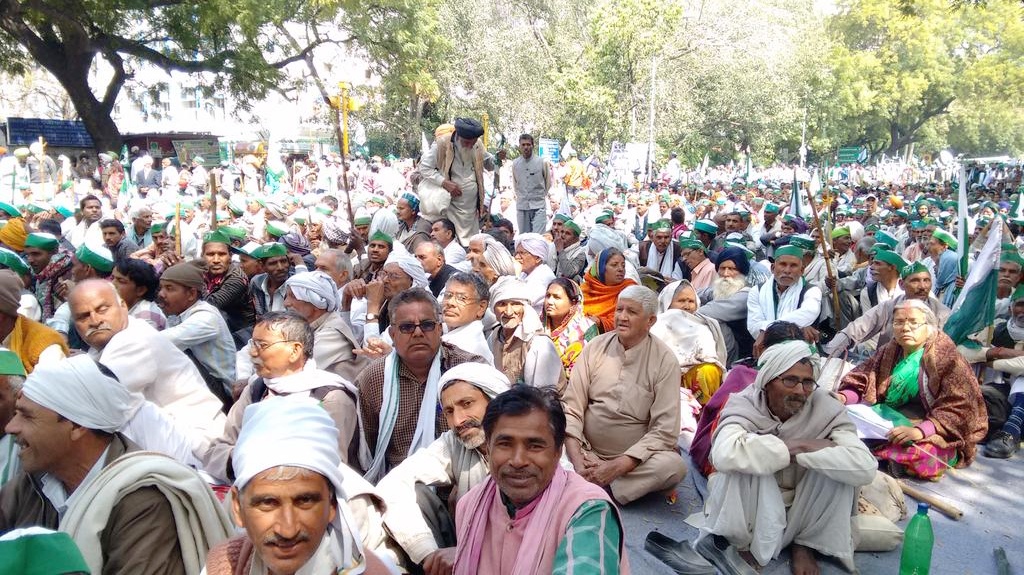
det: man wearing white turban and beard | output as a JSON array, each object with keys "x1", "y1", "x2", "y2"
[
  {"x1": 693, "y1": 340, "x2": 876, "y2": 575},
  {"x1": 486, "y1": 280, "x2": 564, "y2": 390},
  {"x1": 204, "y1": 395, "x2": 396, "y2": 575},
  {"x1": 1, "y1": 356, "x2": 234, "y2": 575},
  {"x1": 376, "y1": 364, "x2": 510, "y2": 574},
  {"x1": 284, "y1": 270, "x2": 369, "y2": 382}
]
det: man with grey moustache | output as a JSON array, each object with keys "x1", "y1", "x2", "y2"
[{"x1": 375, "y1": 363, "x2": 510, "y2": 574}]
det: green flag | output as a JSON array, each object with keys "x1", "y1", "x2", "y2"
[{"x1": 944, "y1": 216, "x2": 1003, "y2": 345}]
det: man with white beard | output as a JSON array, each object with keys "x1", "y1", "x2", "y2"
[
  {"x1": 375, "y1": 364, "x2": 510, "y2": 574},
  {"x1": 697, "y1": 247, "x2": 755, "y2": 364}
]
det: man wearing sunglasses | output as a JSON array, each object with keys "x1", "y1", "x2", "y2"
[
  {"x1": 357, "y1": 288, "x2": 488, "y2": 483},
  {"x1": 694, "y1": 340, "x2": 875, "y2": 575}
]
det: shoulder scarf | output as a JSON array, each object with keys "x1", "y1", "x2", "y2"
[
  {"x1": 581, "y1": 272, "x2": 636, "y2": 332},
  {"x1": 757, "y1": 276, "x2": 806, "y2": 324},
  {"x1": 645, "y1": 242, "x2": 676, "y2": 278},
  {"x1": 34, "y1": 250, "x2": 72, "y2": 318},
  {"x1": 364, "y1": 349, "x2": 442, "y2": 483},
  {"x1": 546, "y1": 304, "x2": 598, "y2": 374}
]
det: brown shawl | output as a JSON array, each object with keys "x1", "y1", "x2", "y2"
[{"x1": 839, "y1": 331, "x2": 987, "y2": 466}]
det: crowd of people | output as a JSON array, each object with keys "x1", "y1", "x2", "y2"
[{"x1": 0, "y1": 119, "x2": 1021, "y2": 575}]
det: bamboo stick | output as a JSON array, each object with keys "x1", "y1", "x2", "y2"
[{"x1": 898, "y1": 481, "x2": 964, "y2": 521}]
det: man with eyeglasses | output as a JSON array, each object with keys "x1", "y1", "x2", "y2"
[
  {"x1": 439, "y1": 272, "x2": 494, "y2": 363},
  {"x1": 694, "y1": 340, "x2": 875, "y2": 575},
  {"x1": 356, "y1": 288, "x2": 488, "y2": 483},
  {"x1": 201, "y1": 310, "x2": 365, "y2": 478}
]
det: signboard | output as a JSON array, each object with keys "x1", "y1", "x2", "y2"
[
  {"x1": 171, "y1": 139, "x2": 223, "y2": 164},
  {"x1": 5, "y1": 117, "x2": 93, "y2": 148},
  {"x1": 838, "y1": 146, "x2": 867, "y2": 164},
  {"x1": 537, "y1": 138, "x2": 561, "y2": 163}
]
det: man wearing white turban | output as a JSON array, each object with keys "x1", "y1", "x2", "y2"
[
  {"x1": 514, "y1": 233, "x2": 556, "y2": 314},
  {"x1": 377, "y1": 363, "x2": 510, "y2": 573},
  {"x1": 204, "y1": 395, "x2": 396, "y2": 574},
  {"x1": 360, "y1": 251, "x2": 429, "y2": 346},
  {"x1": 284, "y1": 270, "x2": 368, "y2": 382},
  {"x1": 486, "y1": 280, "x2": 564, "y2": 390},
  {"x1": 473, "y1": 239, "x2": 517, "y2": 286},
  {"x1": 1, "y1": 355, "x2": 234, "y2": 575},
  {"x1": 693, "y1": 340, "x2": 876, "y2": 574}
]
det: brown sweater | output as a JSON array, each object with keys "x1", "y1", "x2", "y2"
[{"x1": 0, "y1": 434, "x2": 186, "y2": 575}]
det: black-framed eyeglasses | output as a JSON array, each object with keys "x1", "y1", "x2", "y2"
[
  {"x1": 774, "y1": 375, "x2": 818, "y2": 391},
  {"x1": 396, "y1": 320, "x2": 440, "y2": 334},
  {"x1": 249, "y1": 339, "x2": 296, "y2": 352}
]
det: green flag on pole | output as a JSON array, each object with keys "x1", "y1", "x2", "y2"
[{"x1": 944, "y1": 215, "x2": 1003, "y2": 345}]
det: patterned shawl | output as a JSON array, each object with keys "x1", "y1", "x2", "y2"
[
  {"x1": 33, "y1": 250, "x2": 72, "y2": 319},
  {"x1": 839, "y1": 331, "x2": 987, "y2": 466},
  {"x1": 544, "y1": 303, "x2": 598, "y2": 375}
]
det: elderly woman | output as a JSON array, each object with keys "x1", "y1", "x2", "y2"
[
  {"x1": 486, "y1": 279, "x2": 565, "y2": 390},
  {"x1": 582, "y1": 247, "x2": 636, "y2": 332},
  {"x1": 514, "y1": 233, "x2": 555, "y2": 314},
  {"x1": 542, "y1": 277, "x2": 598, "y2": 377},
  {"x1": 395, "y1": 192, "x2": 432, "y2": 252},
  {"x1": 838, "y1": 299, "x2": 987, "y2": 479},
  {"x1": 470, "y1": 234, "x2": 517, "y2": 287},
  {"x1": 653, "y1": 280, "x2": 729, "y2": 406}
]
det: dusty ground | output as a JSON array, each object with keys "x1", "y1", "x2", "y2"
[{"x1": 620, "y1": 449, "x2": 1024, "y2": 574}]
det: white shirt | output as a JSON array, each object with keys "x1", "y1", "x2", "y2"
[
  {"x1": 443, "y1": 241, "x2": 467, "y2": 266},
  {"x1": 162, "y1": 300, "x2": 237, "y2": 390},
  {"x1": 91, "y1": 316, "x2": 226, "y2": 453}
]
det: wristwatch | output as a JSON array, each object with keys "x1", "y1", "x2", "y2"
[{"x1": 365, "y1": 312, "x2": 378, "y2": 322}]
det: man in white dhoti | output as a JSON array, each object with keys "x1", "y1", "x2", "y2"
[{"x1": 696, "y1": 340, "x2": 876, "y2": 574}]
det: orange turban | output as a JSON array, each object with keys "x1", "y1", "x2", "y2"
[{"x1": 0, "y1": 218, "x2": 29, "y2": 251}]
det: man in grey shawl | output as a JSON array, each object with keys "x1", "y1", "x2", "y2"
[
  {"x1": 694, "y1": 340, "x2": 876, "y2": 575},
  {"x1": 375, "y1": 363, "x2": 510, "y2": 574}
]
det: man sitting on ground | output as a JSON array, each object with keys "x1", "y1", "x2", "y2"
[
  {"x1": 563, "y1": 285, "x2": 686, "y2": 504},
  {"x1": 696, "y1": 340, "x2": 875, "y2": 574},
  {"x1": 204, "y1": 396, "x2": 393, "y2": 574},
  {"x1": 357, "y1": 288, "x2": 486, "y2": 483},
  {"x1": 1, "y1": 356, "x2": 233, "y2": 574},
  {"x1": 283, "y1": 271, "x2": 368, "y2": 383}
]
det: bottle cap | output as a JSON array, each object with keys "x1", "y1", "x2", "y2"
[{"x1": 918, "y1": 502, "x2": 930, "y2": 513}]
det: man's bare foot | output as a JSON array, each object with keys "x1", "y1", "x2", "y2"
[
  {"x1": 739, "y1": 549, "x2": 762, "y2": 572},
  {"x1": 790, "y1": 544, "x2": 820, "y2": 575}
]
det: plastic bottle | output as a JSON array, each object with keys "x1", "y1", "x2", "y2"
[{"x1": 899, "y1": 502, "x2": 934, "y2": 575}]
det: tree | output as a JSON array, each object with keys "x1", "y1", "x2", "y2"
[
  {"x1": 820, "y1": 0, "x2": 1024, "y2": 158},
  {"x1": 0, "y1": 0, "x2": 442, "y2": 152}
]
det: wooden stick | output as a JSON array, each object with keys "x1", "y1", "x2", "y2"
[
  {"x1": 803, "y1": 184, "x2": 843, "y2": 331},
  {"x1": 898, "y1": 480, "x2": 964, "y2": 520}
]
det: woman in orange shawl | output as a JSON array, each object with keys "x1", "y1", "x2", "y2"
[{"x1": 581, "y1": 247, "x2": 635, "y2": 332}]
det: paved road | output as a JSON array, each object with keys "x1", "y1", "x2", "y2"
[{"x1": 620, "y1": 451, "x2": 1024, "y2": 574}]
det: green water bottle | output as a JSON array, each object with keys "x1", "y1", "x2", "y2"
[{"x1": 899, "y1": 502, "x2": 934, "y2": 575}]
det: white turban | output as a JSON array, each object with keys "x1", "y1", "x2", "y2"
[
  {"x1": 753, "y1": 339, "x2": 820, "y2": 391},
  {"x1": 483, "y1": 241, "x2": 516, "y2": 277},
  {"x1": 232, "y1": 395, "x2": 366, "y2": 571},
  {"x1": 515, "y1": 233, "x2": 551, "y2": 261},
  {"x1": 22, "y1": 356, "x2": 140, "y2": 432},
  {"x1": 284, "y1": 271, "x2": 339, "y2": 312},
  {"x1": 437, "y1": 363, "x2": 510, "y2": 401},
  {"x1": 488, "y1": 278, "x2": 531, "y2": 308},
  {"x1": 370, "y1": 207, "x2": 400, "y2": 239},
  {"x1": 586, "y1": 224, "x2": 627, "y2": 259},
  {"x1": 385, "y1": 250, "x2": 429, "y2": 288}
]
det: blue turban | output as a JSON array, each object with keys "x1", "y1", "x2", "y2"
[
  {"x1": 401, "y1": 192, "x2": 421, "y2": 212},
  {"x1": 715, "y1": 247, "x2": 751, "y2": 276}
]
